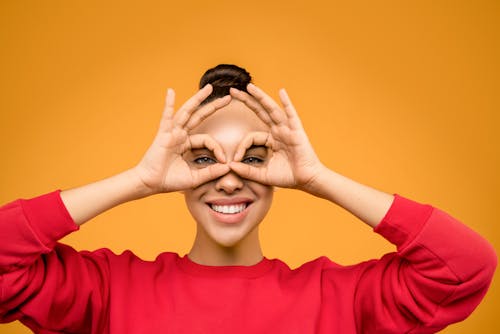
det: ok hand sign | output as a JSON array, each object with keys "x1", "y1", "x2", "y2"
[
  {"x1": 135, "y1": 85, "x2": 231, "y2": 193},
  {"x1": 229, "y1": 84, "x2": 325, "y2": 192}
]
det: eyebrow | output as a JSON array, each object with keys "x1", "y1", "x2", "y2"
[
  {"x1": 245, "y1": 145, "x2": 268, "y2": 154},
  {"x1": 189, "y1": 148, "x2": 214, "y2": 155}
]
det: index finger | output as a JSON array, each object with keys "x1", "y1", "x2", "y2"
[
  {"x1": 233, "y1": 131, "x2": 271, "y2": 162},
  {"x1": 188, "y1": 134, "x2": 227, "y2": 163}
]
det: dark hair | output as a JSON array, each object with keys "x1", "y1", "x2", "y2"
[{"x1": 199, "y1": 64, "x2": 252, "y2": 105}]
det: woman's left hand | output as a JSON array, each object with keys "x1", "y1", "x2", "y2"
[{"x1": 229, "y1": 84, "x2": 325, "y2": 192}]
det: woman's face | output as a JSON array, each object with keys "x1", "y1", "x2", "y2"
[{"x1": 183, "y1": 99, "x2": 273, "y2": 248}]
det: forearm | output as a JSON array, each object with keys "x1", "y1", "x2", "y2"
[
  {"x1": 60, "y1": 168, "x2": 154, "y2": 226},
  {"x1": 305, "y1": 166, "x2": 394, "y2": 228}
]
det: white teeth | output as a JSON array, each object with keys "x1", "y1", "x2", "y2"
[{"x1": 210, "y1": 203, "x2": 247, "y2": 214}]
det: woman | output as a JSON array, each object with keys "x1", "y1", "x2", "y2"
[{"x1": 0, "y1": 64, "x2": 496, "y2": 333}]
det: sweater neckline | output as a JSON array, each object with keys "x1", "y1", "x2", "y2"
[{"x1": 176, "y1": 254, "x2": 274, "y2": 279}]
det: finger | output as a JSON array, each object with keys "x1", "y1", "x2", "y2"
[
  {"x1": 278, "y1": 88, "x2": 303, "y2": 131},
  {"x1": 192, "y1": 163, "x2": 230, "y2": 187},
  {"x1": 233, "y1": 131, "x2": 270, "y2": 162},
  {"x1": 229, "y1": 162, "x2": 269, "y2": 184},
  {"x1": 278, "y1": 88, "x2": 297, "y2": 119},
  {"x1": 184, "y1": 95, "x2": 231, "y2": 131},
  {"x1": 158, "y1": 88, "x2": 176, "y2": 132},
  {"x1": 230, "y1": 88, "x2": 273, "y2": 125},
  {"x1": 174, "y1": 84, "x2": 213, "y2": 127},
  {"x1": 188, "y1": 134, "x2": 226, "y2": 163},
  {"x1": 247, "y1": 83, "x2": 287, "y2": 125}
]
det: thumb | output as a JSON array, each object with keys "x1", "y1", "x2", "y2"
[
  {"x1": 229, "y1": 162, "x2": 269, "y2": 184},
  {"x1": 192, "y1": 163, "x2": 230, "y2": 187}
]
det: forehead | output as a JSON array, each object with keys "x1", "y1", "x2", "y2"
[{"x1": 190, "y1": 100, "x2": 269, "y2": 144}]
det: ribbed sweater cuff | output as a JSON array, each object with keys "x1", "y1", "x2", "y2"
[
  {"x1": 20, "y1": 190, "x2": 79, "y2": 247},
  {"x1": 374, "y1": 194, "x2": 434, "y2": 250}
]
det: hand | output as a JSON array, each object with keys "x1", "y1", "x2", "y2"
[
  {"x1": 134, "y1": 85, "x2": 231, "y2": 193},
  {"x1": 229, "y1": 84, "x2": 325, "y2": 191}
]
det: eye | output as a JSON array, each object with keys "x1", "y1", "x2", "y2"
[
  {"x1": 240, "y1": 146, "x2": 268, "y2": 165},
  {"x1": 241, "y1": 156, "x2": 264, "y2": 165},
  {"x1": 193, "y1": 156, "x2": 217, "y2": 165}
]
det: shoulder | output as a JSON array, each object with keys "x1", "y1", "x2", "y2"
[
  {"x1": 265, "y1": 256, "x2": 383, "y2": 296},
  {"x1": 61, "y1": 245, "x2": 181, "y2": 271},
  {"x1": 271, "y1": 256, "x2": 377, "y2": 278}
]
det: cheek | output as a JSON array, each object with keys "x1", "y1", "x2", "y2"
[
  {"x1": 249, "y1": 183, "x2": 274, "y2": 212},
  {"x1": 183, "y1": 186, "x2": 209, "y2": 213}
]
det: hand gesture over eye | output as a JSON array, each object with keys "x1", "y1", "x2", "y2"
[
  {"x1": 135, "y1": 85, "x2": 231, "y2": 193},
  {"x1": 229, "y1": 84, "x2": 325, "y2": 191}
]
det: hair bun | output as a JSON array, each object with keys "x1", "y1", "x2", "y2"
[{"x1": 199, "y1": 64, "x2": 252, "y2": 104}]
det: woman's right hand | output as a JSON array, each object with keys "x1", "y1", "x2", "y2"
[{"x1": 134, "y1": 84, "x2": 231, "y2": 194}]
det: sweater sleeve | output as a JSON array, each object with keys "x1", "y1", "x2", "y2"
[
  {"x1": 354, "y1": 195, "x2": 497, "y2": 333},
  {"x1": 0, "y1": 191, "x2": 110, "y2": 333}
]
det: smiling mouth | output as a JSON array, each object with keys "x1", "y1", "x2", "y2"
[{"x1": 209, "y1": 203, "x2": 249, "y2": 214}]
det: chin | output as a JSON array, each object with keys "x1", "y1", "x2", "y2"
[
  {"x1": 184, "y1": 181, "x2": 274, "y2": 252},
  {"x1": 200, "y1": 216, "x2": 262, "y2": 249},
  {"x1": 218, "y1": 226, "x2": 260, "y2": 248}
]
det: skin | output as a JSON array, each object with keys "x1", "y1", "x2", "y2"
[
  {"x1": 60, "y1": 82, "x2": 394, "y2": 266},
  {"x1": 184, "y1": 100, "x2": 274, "y2": 265}
]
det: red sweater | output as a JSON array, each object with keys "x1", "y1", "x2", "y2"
[{"x1": 0, "y1": 192, "x2": 496, "y2": 333}]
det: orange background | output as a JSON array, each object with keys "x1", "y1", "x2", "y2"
[{"x1": 1, "y1": 1, "x2": 498, "y2": 333}]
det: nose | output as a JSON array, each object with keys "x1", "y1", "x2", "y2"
[{"x1": 215, "y1": 170, "x2": 244, "y2": 194}]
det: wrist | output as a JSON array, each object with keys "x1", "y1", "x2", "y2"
[
  {"x1": 299, "y1": 163, "x2": 331, "y2": 197},
  {"x1": 127, "y1": 167, "x2": 159, "y2": 199}
]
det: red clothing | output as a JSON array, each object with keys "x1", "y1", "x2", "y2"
[{"x1": 0, "y1": 191, "x2": 496, "y2": 333}]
